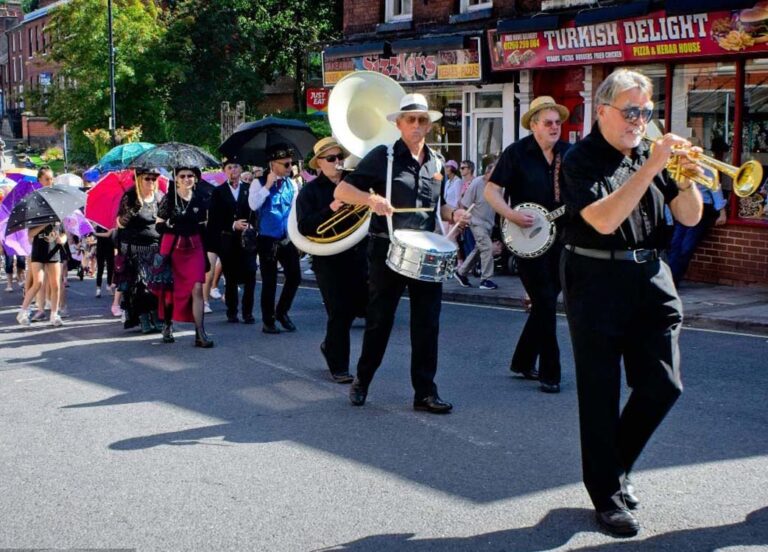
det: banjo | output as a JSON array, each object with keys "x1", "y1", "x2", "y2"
[{"x1": 501, "y1": 203, "x2": 566, "y2": 258}]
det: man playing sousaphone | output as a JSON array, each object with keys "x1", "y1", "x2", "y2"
[
  {"x1": 296, "y1": 137, "x2": 368, "y2": 383},
  {"x1": 334, "y1": 93, "x2": 471, "y2": 414},
  {"x1": 560, "y1": 69, "x2": 703, "y2": 537}
]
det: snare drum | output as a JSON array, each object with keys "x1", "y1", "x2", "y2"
[{"x1": 386, "y1": 230, "x2": 458, "y2": 282}]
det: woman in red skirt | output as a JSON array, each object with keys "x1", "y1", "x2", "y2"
[{"x1": 155, "y1": 166, "x2": 214, "y2": 348}]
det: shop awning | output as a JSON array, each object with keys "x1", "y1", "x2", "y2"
[
  {"x1": 324, "y1": 42, "x2": 388, "y2": 58},
  {"x1": 575, "y1": 1, "x2": 650, "y2": 26},
  {"x1": 665, "y1": 0, "x2": 755, "y2": 15},
  {"x1": 391, "y1": 35, "x2": 468, "y2": 53},
  {"x1": 497, "y1": 15, "x2": 561, "y2": 33}
]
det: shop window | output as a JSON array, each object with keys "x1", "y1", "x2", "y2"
[
  {"x1": 412, "y1": 87, "x2": 463, "y2": 164},
  {"x1": 386, "y1": 0, "x2": 412, "y2": 22},
  {"x1": 737, "y1": 59, "x2": 768, "y2": 223},
  {"x1": 461, "y1": 0, "x2": 493, "y2": 12},
  {"x1": 666, "y1": 63, "x2": 737, "y2": 220},
  {"x1": 474, "y1": 91, "x2": 502, "y2": 109}
]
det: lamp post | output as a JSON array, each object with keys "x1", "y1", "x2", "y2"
[{"x1": 107, "y1": 0, "x2": 117, "y2": 147}]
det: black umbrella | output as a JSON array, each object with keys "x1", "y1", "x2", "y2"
[
  {"x1": 218, "y1": 117, "x2": 317, "y2": 166},
  {"x1": 6, "y1": 185, "x2": 87, "y2": 235},
  {"x1": 130, "y1": 142, "x2": 220, "y2": 171}
]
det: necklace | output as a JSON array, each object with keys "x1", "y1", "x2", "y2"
[{"x1": 176, "y1": 191, "x2": 192, "y2": 214}]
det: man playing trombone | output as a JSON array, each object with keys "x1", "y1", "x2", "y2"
[
  {"x1": 334, "y1": 93, "x2": 471, "y2": 414},
  {"x1": 560, "y1": 69, "x2": 703, "y2": 537}
]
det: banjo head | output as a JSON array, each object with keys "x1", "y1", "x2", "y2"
[{"x1": 502, "y1": 203, "x2": 557, "y2": 258}]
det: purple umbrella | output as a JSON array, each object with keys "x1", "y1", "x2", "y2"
[
  {"x1": 0, "y1": 180, "x2": 42, "y2": 255},
  {"x1": 62, "y1": 209, "x2": 94, "y2": 237}
]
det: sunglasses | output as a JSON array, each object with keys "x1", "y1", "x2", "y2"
[
  {"x1": 460, "y1": 165, "x2": 469, "y2": 170},
  {"x1": 273, "y1": 161, "x2": 292, "y2": 169},
  {"x1": 177, "y1": 173, "x2": 196, "y2": 179},
  {"x1": 320, "y1": 153, "x2": 346, "y2": 163},
  {"x1": 604, "y1": 104, "x2": 654, "y2": 123},
  {"x1": 402, "y1": 115, "x2": 431, "y2": 125},
  {"x1": 141, "y1": 176, "x2": 158, "y2": 181},
  {"x1": 539, "y1": 119, "x2": 562, "y2": 128}
]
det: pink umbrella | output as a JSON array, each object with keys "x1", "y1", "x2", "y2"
[
  {"x1": 84, "y1": 170, "x2": 168, "y2": 230},
  {"x1": 201, "y1": 171, "x2": 226, "y2": 185}
]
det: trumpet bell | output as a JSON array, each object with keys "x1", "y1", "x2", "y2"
[
  {"x1": 328, "y1": 71, "x2": 405, "y2": 159},
  {"x1": 733, "y1": 160, "x2": 763, "y2": 198}
]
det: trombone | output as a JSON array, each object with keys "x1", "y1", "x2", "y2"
[{"x1": 644, "y1": 137, "x2": 763, "y2": 198}]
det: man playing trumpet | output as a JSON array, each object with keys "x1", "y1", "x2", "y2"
[
  {"x1": 560, "y1": 69, "x2": 703, "y2": 537},
  {"x1": 334, "y1": 93, "x2": 471, "y2": 414}
]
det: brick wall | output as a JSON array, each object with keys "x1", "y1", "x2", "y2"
[
  {"x1": 343, "y1": 0, "x2": 380, "y2": 35},
  {"x1": 414, "y1": 0, "x2": 453, "y2": 28},
  {"x1": 687, "y1": 225, "x2": 768, "y2": 286},
  {"x1": 21, "y1": 114, "x2": 61, "y2": 148}
]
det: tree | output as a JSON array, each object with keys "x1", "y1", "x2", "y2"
[{"x1": 46, "y1": 0, "x2": 168, "y2": 163}]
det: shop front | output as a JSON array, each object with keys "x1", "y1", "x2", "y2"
[
  {"x1": 488, "y1": 4, "x2": 768, "y2": 285},
  {"x1": 322, "y1": 36, "x2": 504, "y2": 173}
]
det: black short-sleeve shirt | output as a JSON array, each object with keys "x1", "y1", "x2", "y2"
[
  {"x1": 490, "y1": 135, "x2": 571, "y2": 211},
  {"x1": 343, "y1": 139, "x2": 444, "y2": 235},
  {"x1": 561, "y1": 123, "x2": 679, "y2": 250}
]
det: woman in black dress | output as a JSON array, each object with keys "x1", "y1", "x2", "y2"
[{"x1": 115, "y1": 168, "x2": 164, "y2": 333}]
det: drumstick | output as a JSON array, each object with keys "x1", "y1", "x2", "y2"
[
  {"x1": 392, "y1": 207, "x2": 433, "y2": 213},
  {"x1": 367, "y1": 189, "x2": 432, "y2": 213},
  {"x1": 445, "y1": 203, "x2": 475, "y2": 241}
]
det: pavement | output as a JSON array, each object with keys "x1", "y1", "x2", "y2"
[{"x1": 298, "y1": 257, "x2": 768, "y2": 336}]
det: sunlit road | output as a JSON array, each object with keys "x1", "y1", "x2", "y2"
[{"x1": 1, "y1": 279, "x2": 766, "y2": 551}]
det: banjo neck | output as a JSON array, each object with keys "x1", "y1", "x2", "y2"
[{"x1": 545, "y1": 205, "x2": 567, "y2": 222}]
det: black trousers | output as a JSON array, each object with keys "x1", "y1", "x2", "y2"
[
  {"x1": 513, "y1": 243, "x2": 562, "y2": 384},
  {"x1": 314, "y1": 244, "x2": 368, "y2": 375},
  {"x1": 95, "y1": 240, "x2": 114, "y2": 288},
  {"x1": 356, "y1": 237, "x2": 442, "y2": 399},
  {"x1": 257, "y1": 236, "x2": 301, "y2": 324},
  {"x1": 560, "y1": 249, "x2": 683, "y2": 512},
  {"x1": 220, "y1": 240, "x2": 256, "y2": 320}
]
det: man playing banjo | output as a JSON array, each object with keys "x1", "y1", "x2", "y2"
[
  {"x1": 334, "y1": 93, "x2": 471, "y2": 414},
  {"x1": 484, "y1": 96, "x2": 572, "y2": 394}
]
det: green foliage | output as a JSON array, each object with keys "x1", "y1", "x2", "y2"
[
  {"x1": 22, "y1": 0, "x2": 40, "y2": 12},
  {"x1": 44, "y1": 0, "x2": 343, "y2": 164},
  {"x1": 41, "y1": 147, "x2": 65, "y2": 161},
  {"x1": 46, "y1": 0, "x2": 168, "y2": 163}
]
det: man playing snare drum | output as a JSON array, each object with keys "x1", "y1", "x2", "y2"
[{"x1": 334, "y1": 93, "x2": 471, "y2": 414}]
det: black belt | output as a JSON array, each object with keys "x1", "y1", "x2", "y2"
[{"x1": 566, "y1": 245, "x2": 659, "y2": 263}]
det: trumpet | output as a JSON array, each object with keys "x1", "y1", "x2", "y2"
[{"x1": 644, "y1": 137, "x2": 763, "y2": 198}]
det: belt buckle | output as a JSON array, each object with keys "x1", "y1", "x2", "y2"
[{"x1": 632, "y1": 249, "x2": 649, "y2": 263}]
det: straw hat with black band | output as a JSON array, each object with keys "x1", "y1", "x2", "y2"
[
  {"x1": 521, "y1": 96, "x2": 569, "y2": 130},
  {"x1": 308, "y1": 137, "x2": 349, "y2": 170}
]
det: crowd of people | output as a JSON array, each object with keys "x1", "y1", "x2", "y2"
[{"x1": 1, "y1": 67, "x2": 726, "y2": 538}]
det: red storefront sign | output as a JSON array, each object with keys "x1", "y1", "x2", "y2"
[
  {"x1": 323, "y1": 37, "x2": 482, "y2": 86},
  {"x1": 307, "y1": 88, "x2": 329, "y2": 115},
  {"x1": 488, "y1": 7, "x2": 768, "y2": 71}
]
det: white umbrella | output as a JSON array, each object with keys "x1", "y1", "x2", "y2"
[{"x1": 54, "y1": 173, "x2": 84, "y2": 188}]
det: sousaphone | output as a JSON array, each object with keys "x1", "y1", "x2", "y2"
[{"x1": 288, "y1": 71, "x2": 405, "y2": 256}]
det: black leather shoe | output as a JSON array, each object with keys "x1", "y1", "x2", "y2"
[
  {"x1": 349, "y1": 379, "x2": 367, "y2": 406},
  {"x1": 262, "y1": 323, "x2": 280, "y2": 334},
  {"x1": 276, "y1": 313, "x2": 296, "y2": 332},
  {"x1": 622, "y1": 477, "x2": 640, "y2": 510},
  {"x1": 511, "y1": 366, "x2": 539, "y2": 380},
  {"x1": 413, "y1": 395, "x2": 453, "y2": 414},
  {"x1": 595, "y1": 508, "x2": 640, "y2": 537},
  {"x1": 227, "y1": 316, "x2": 240, "y2": 323},
  {"x1": 242, "y1": 316, "x2": 256, "y2": 324},
  {"x1": 194, "y1": 328, "x2": 214, "y2": 348},
  {"x1": 331, "y1": 372, "x2": 354, "y2": 384},
  {"x1": 162, "y1": 323, "x2": 174, "y2": 344},
  {"x1": 540, "y1": 382, "x2": 560, "y2": 393}
]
